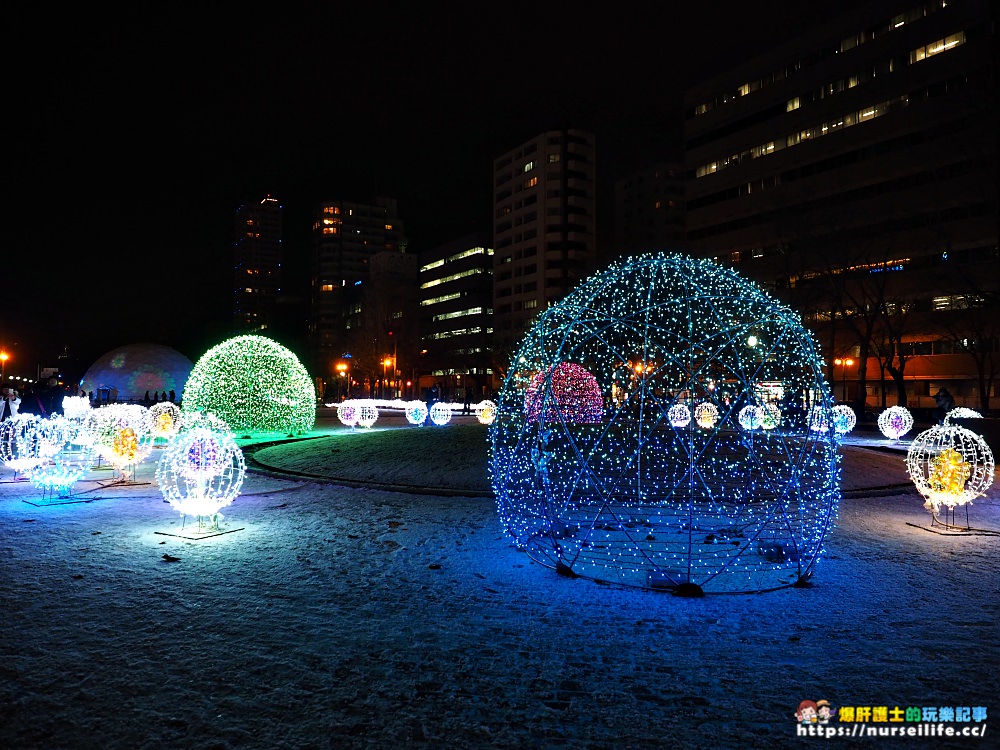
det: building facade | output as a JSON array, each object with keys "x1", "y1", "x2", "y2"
[
  {"x1": 613, "y1": 162, "x2": 686, "y2": 256},
  {"x1": 309, "y1": 197, "x2": 406, "y2": 382},
  {"x1": 233, "y1": 195, "x2": 283, "y2": 334},
  {"x1": 492, "y1": 129, "x2": 598, "y2": 354},
  {"x1": 683, "y1": 0, "x2": 997, "y2": 412},
  {"x1": 418, "y1": 231, "x2": 494, "y2": 402}
]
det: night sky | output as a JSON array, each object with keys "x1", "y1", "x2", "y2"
[{"x1": 7, "y1": 2, "x2": 866, "y2": 381}]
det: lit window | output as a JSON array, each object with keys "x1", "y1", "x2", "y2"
[
  {"x1": 786, "y1": 97, "x2": 800, "y2": 111},
  {"x1": 523, "y1": 176, "x2": 538, "y2": 189},
  {"x1": 910, "y1": 32, "x2": 965, "y2": 63},
  {"x1": 385, "y1": 224, "x2": 393, "y2": 230},
  {"x1": 522, "y1": 161, "x2": 535, "y2": 172}
]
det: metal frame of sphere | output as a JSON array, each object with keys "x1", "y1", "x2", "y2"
[{"x1": 489, "y1": 253, "x2": 841, "y2": 595}]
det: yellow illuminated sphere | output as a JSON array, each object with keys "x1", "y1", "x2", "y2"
[
  {"x1": 694, "y1": 402, "x2": 718, "y2": 429},
  {"x1": 476, "y1": 400, "x2": 497, "y2": 425},
  {"x1": 149, "y1": 401, "x2": 183, "y2": 440},
  {"x1": 906, "y1": 424, "x2": 994, "y2": 511}
]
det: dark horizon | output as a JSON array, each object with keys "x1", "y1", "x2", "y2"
[{"x1": 6, "y1": 1, "x2": 871, "y2": 382}]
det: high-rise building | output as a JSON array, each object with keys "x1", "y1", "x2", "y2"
[
  {"x1": 368, "y1": 249, "x2": 419, "y2": 401},
  {"x1": 614, "y1": 162, "x2": 686, "y2": 256},
  {"x1": 233, "y1": 195, "x2": 283, "y2": 334},
  {"x1": 683, "y1": 0, "x2": 997, "y2": 411},
  {"x1": 309, "y1": 197, "x2": 406, "y2": 383},
  {"x1": 492, "y1": 129, "x2": 598, "y2": 351},
  {"x1": 418, "y1": 231, "x2": 495, "y2": 402}
]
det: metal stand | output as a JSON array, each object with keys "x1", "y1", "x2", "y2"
[
  {"x1": 931, "y1": 503, "x2": 972, "y2": 532},
  {"x1": 154, "y1": 513, "x2": 245, "y2": 540},
  {"x1": 905, "y1": 503, "x2": 1000, "y2": 537}
]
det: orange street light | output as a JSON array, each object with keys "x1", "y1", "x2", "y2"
[
  {"x1": 833, "y1": 358, "x2": 855, "y2": 402},
  {"x1": 0, "y1": 351, "x2": 7, "y2": 382},
  {"x1": 382, "y1": 357, "x2": 394, "y2": 399}
]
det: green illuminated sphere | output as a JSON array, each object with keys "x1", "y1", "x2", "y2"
[
  {"x1": 183, "y1": 335, "x2": 316, "y2": 436},
  {"x1": 489, "y1": 253, "x2": 840, "y2": 594}
]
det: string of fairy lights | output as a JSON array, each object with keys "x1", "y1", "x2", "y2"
[
  {"x1": 489, "y1": 252, "x2": 842, "y2": 594},
  {"x1": 183, "y1": 335, "x2": 316, "y2": 437},
  {"x1": 1, "y1": 322, "x2": 993, "y2": 585}
]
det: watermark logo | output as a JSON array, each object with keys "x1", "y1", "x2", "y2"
[{"x1": 793, "y1": 699, "x2": 988, "y2": 740}]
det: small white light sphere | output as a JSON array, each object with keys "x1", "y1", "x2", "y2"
[
  {"x1": 738, "y1": 404, "x2": 761, "y2": 430},
  {"x1": 757, "y1": 403, "x2": 781, "y2": 430},
  {"x1": 90, "y1": 404, "x2": 155, "y2": 477},
  {"x1": 0, "y1": 414, "x2": 49, "y2": 474},
  {"x1": 357, "y1": 401, "x2": 379, "y2": 428},
  {"x1": 878, "y1": 406, "x2": 913, "y2": 441},
  {"x1": 62, "y1": 396, "x2": 92, "y2": 422},
  {"x1": 808, "y1": 405, "x2": 831, "y2": 433},
  {"x1": 149, "y1": 402, "x2": 183, "y2": 441},
  {"x1": 429, "y1": 402, "x2": 452, "y2": 426},
  {"x1": 694, "y1": 402, "x2": 719, "y2": 429},
  {"x1": 156, "y1": 425, "x2": 246, "y2": 520},
  {"x1": 831, "y1": 404, "x2": 857, "y2": 435},
  {"x1": 476, "y1": 400, "x2": 497, "y2": 425},
  {"x1": 668, "y1": 403, "x2": 691, "y2": 427},
  {"x1": 944, "y1": 407, "x2": 983, "y2": 424},
  {"x1": 30, "y1": 416, "x2": 96, "y2": 493},
  {"x1": 405, "y1": 401, "x2": 428, "y2": 425},
  {"x1": 906, "y1": 424, "x2": 994, "y2": 512},
  {"x1": 337, "y1": 400, "x2": 360, "y2": 428}
]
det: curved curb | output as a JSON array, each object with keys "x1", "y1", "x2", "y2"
[
  {"x1": 242, "y1": 445, "x2": 493, "y2": 499},
  {"x1": 237, "y1": 434, "x2": 912, "y2": 501}
]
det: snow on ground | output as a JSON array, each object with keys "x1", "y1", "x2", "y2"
[{"x1": 0, "y1": 415, "x2": 997, "y2": 750}]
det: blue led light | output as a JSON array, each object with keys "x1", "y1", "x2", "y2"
[{"x1": 488, "y1": 253, "x2": 841, "y2": 594}]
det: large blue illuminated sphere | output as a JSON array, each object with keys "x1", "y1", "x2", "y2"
[{"x1": 489, "y1": 253, "x2": 841, "y2": 594}]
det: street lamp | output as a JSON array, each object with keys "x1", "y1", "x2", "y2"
[
  {"x1": 0, "y1": 351, "x2": 7, "y2": 383},
  {"x1": 833, "y1": 357, "x2": 854, "y2": 402},
  {"x1": 335, "y1": 362, "x2": 348, "y2": 401},
  {"x1": 382, "y1": 357, "x2": 394, "y2": 399}
]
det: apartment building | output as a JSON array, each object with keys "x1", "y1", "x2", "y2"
[
  {"x1": 309, "y1": 197, "x2": 406, "y2": 381},
  {"x1": 492, "y1": 129, "x2": 598, "y2": 351},
  {"x1": 614, "y1": 162, "x2": 686, "y2": 256},
  {"x1": 418, "y1": 231, "x2": 494, "y2": 401},
  {"x1": 683, "y1": 0, "x2": 997, "y2": 410},
  {"x1": 233, "y1": 195, "x2": 282, "y2": 334}
]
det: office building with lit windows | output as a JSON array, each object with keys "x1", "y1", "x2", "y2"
[
  {"x1": 683, "y1": 0, "x2": 997, "y2": 412},
  {"x1": 614, "y1": 162, "x2": 686, "y2": 256},
  {"x1": 309, "y1": 197, "x2": 406, "y2": 380},
  {"x1": 492, "y1": 129, "x2": 598, "y2": 350},
  {"x1": 418, "y1": 231, "x2": 494, "y2": 401},
  {"x1": 233, "y1": 195, "x2": 283, "y2": 334}
]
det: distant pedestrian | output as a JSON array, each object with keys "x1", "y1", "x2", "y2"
[
  {"x1": 934, "y1": 388, "x2": 955, "y2": 424},
  {"x1": 42, "y1": 378, "x2": 65, "y2": 417},
  {"x1": 425, "y1": 384, "x2": 439, "y2": 425},
  {"x1": 1, "y1": 386, "x2": 20, "y2": 421},
  {"x1": 18, "y1": 382, "x2": 47, "y2": 416}
]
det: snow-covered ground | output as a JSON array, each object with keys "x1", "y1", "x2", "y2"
[{"x1": 1, "y1": 416, "x2": 997, "y2": 750}]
